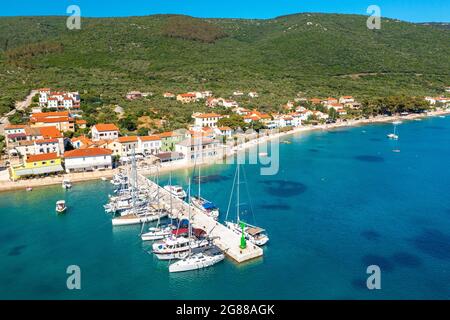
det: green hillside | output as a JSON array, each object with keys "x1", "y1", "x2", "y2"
[{"x1": 0, "y1": 13, "x2": 449, "y2": 126}]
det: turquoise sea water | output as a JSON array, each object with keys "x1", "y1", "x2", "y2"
[{"x1": 1, "y1": 117, "x2": 450, "y2": 299}]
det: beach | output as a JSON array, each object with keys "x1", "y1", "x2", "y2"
[{"x1": 1, "y1": 109, "x2": 448, "y2": 193}]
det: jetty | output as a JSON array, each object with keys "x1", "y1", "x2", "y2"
[{"x1": 137, "y1": 172, "x2": 263, "y2": 263}]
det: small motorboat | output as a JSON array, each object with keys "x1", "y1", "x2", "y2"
[
  {"x1": 25, "y1": 187, "x2": 33, "y2": 192},
  {"x1": 387, "y1": 133, "x2": 399, "y2": 140},
  {"x1": 258, "y1": 152, "x2": 268, "y2": 157},
  {"x1": 100, "y1": 177, "x2": 108, "y2": 181},
  {"x1": 56, "y1": 200, "x2": 67, "y2": 214},
  {"x1": 62, "y1": 179, "x2": 72, "y2": 189}
]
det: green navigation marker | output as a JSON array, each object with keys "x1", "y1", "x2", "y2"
[{"x1": 239, "y1": 221, "x2": 246, "y2": 249}]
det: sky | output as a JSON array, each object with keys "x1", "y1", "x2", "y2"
[{"x1": 1, "y1": 0, "x2": 449, "y2": 22}]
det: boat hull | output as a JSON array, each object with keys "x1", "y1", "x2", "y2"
[
  {"x1": 112, "y1": 214, "x2": 165, "y2": 226},
  {"x1": 169, "y1": 254, "x2": 224, "y2": 273}
]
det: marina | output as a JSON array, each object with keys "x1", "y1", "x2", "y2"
[{"x1": 1, "y1": 117, "x2": 450, "y2": 299}]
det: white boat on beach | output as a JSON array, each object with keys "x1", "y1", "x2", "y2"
[
  {"x1": 169, "y1": 246, "x2": 225, "y2": 273},
  {"x1": 62, "y1": 179, "x2": 72, "y2": 189},
  {"x1": 56, "y1": 200, "x2": 67, "y2": 214},
  {"x1": 163, "y1": 185, "x2": 187, "y2": 200}
]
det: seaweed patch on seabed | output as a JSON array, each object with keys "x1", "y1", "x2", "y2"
[
  {"x1": 354, "y1": 155, "x2": 384, "y2": 163},
  {"x1": 391, "y1": 252, "x2": 422, "y2": 268},
  {"x1": 8, "y1": 244, "x2": 27, "y2": 256},
  {"x1": 260, "y1": 180, "x2": 307, "y2": 197},
  {"x1": 361, "y1": 254, "x2": 395, "y2": 272},
  {"x1": 361, "y1": 230, "x2": 381, "y2": 241},
  {"x1": 409, "y1": 229, "x2": 450, "y2": 260},
  {"x1": 259, "y1": 204, "x2": 291, "y2": 210}
]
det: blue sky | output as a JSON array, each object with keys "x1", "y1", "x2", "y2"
[{"x1": 2, "y1": 0, "x2": 449, "y2": 22}]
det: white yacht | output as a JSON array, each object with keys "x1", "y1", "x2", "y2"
[
  {"x1": 163, "y1": 185, "x2": 187, "y2": 200},
  {"x1": 169, "y1": 246, "x2": 225, "y2": 273},
  {"x1": 152, "y1": 236, "x2": 209, "y2": 260},
  {"x1": 141, "y1": 225, "x2": 175, "y2": 241}
]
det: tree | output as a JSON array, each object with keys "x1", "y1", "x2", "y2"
[
  {"x1": 137, "y1": 127, "x2": 149, "y2": 136},
  {"x1": 217, "y1": 114, "x2": 247, "y2": 130}
]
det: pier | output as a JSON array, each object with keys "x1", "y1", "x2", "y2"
[{"x1": 137, "y1": 172, "x2": 263, "y2": 263}]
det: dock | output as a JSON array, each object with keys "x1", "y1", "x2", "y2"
[{"x1": 137, "y1": 172, "x2": 263, "y2": 263}]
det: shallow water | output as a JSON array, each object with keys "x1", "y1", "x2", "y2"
[{"x1": 1, "y1": 117, "x2": 449, "y2": 299}]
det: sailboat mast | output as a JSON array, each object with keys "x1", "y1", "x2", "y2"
[
  {"x1": 198, "y1": 165, "x2": 201, "y2": 198},
  {"x1": 236, "y1": 164, "x2": 240, "y2": 223},
  {"x1": 188, "y1": 178, "x2": 192, "y2": 254}
]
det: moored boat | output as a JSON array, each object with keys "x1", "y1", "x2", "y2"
[
  {"x1": 169, "y1": 245, "x2": 225, "y2": 273},
  {"x1": 62, "y1": 179, "x2": 72, "y2": 189},
  {"x1": 56, "y1": 200, "x2": 67, "y2": 214},
  {"x1": 163, "y1": 185, "x2": 187, "y2": 200}
]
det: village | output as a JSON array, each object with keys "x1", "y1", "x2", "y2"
[{"x1": 0, "y1": 86, "x2": 449, "y2": 187}]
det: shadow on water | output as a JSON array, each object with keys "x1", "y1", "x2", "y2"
[
  {"x1": 354, "y1": 155, "x2": 384, "y2": 163},
  {"x1": 361, "y1": 230, "x2": 381, "y2": 241},
  {"x1": 351, "y1": 278, "x2": 368, "y2": 290},
  {"x1": 308, "y1": 148, "x2": 320, "y2": 153},
  {"x1": 8, "y1": 245, "x2": 27, "y2": 257},
  {"x1": 260, "y1": 180, "x2": 307, "y2": 198},
  {"x1": 192, "y1": 174, "x2": 231, "y2": 184},
  {"x1": 391, "y1": 252, "x2": 422, "y2": 268},
  {"x1": 361, "y1": 254, "x2": 395, "y2": 272},
  {"x1": 409, "y1": 229, "x2": 450, "y2": 260}
]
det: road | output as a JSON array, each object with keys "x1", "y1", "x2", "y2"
[{"x1": 0, "y1": 90, "x2": 37, "y2": 135}]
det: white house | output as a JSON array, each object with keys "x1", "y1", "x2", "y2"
[
  {"x1": 339, "y1": 96, "x2": 355, "y2": 104},
  {"x1": 138, "y1": 136, "x2": 162, "y2": 155},
  {"x1": 91, "y1": 124, "x2": 119, "y2": 141},
  {"x1": 175, "y1": 138, "x2": 223, "y2": 163},
  {"x1": 63, "y1": 148, "x2": 113, "y2": 173},
  {"x1": 214, "y1": 126, "x2": 233, "y2": 138},
  {"x1": 192, "y1": 113, "x2": 223, "y2": 128},
  {"x1": 248, "y1": 91, "x2": 259, "y2": 98}
]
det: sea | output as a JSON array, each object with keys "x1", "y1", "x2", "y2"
[{"x1": 1, "y1": 116, "x2": 449, "y2": 299}]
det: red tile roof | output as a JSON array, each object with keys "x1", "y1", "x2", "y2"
[
  {"x1": 193, "y1": 113, "x2": 222, "y2": 119},
  {"x1": 139, "y1": 135, "x2": 161, "y2": 141},
  {"x1": 93, "y1": 124, "x2": 119, "y2": 132},
  {"x1": 4, "y1": 124, "x2": 27, "y2": 130},
  {"x1": 26, "y1": 152, "x2": 59, "y2": 163},
  {"x1": 117, "y1": 136, "x2": 138, "y2": 143},
  {"x1": 34, "y1": 138, "x2": 58, "y2": 144},
  {"x1": 32, "y1": 111, "x2": 69, "y2": 118},
  {"x1": 64, "y1": 148, "x2": 112, "y2": 158},
  {"x1": 39, "y1": 126, "x2": 63, "y2": 139}
]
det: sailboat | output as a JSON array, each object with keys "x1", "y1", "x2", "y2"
[
  {"x1": 141, "y1": 172, "x2": 177, "y2": 241},
  {"x1": 169, "y1": 179, "x2": 224, "y2": 272},
  {"x1": 152, "y1": 179, "x2": 209, "y2": 260},
  {"x1": 387, "y1": 122, "x2": 399, "y2": 140},
  {"x1": 112, "y1": 148, "x2": 166, "y2": 226},
  {"x1": 191, "y1": 164, "x2": 220, "y2": 220},
  {"x1": 224, "y1": 164, "x2": 269, "y2": 246}
]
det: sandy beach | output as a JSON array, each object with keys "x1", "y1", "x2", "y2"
[{"x1": 0, "y1": 109, "x2": 448, "y2": 193}]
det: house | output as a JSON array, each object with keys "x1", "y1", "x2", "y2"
[
  {"x1": 158, "y1": 131, "x2": 186, "y2": 152},
  {"x1": 214, "y1": 126, "x2": 233, "y2": 139},
  {"x1": 38, "y1": 88, "x2": 80, "y2": 109},
  {"x1": 222, "y1": 100, "x2": 239, "y2": 108},
  {"x1": 242, "y1": 110, "x2": 271, "y2": 125},
  {"x1": 177, "y1": 93, "x2": 197, "y2": 104},
  {"x1": 29, "y1": 111, "x2": 75, "y2": 132},
  {"x1": 248, "y1": 91, "x2": 259, "y2": 98},
  {"x1": 4, "y1": 125, "x2": 28, "y2": 148},
  {"x1": 163, "y1": 92, "x2": 175, "y2": 99},
  {"x1": 175, "y1": 138, "x2": 223, "y2": 163},
  {"x1": 138, "y1": 136, "x2": 161, "y2": 155},
  {"x1": 310, "y1": 98, "x2": 322, "y2": 105},
  {"x1": 16, "y1": 138, "x2": 61, "y2": 157},
  {"x1": 155, "y1": 152, "x2": 184, "y2": 163},
  {"x1": 327, "y1": 103, "x2": 344, "y2": 111},
  {"x1": 192, "y1": 113, "x2": 223, "y2": 128},
  {"x1": 322, "y1": 98, "x2": 338, "y2": 106},
  {"x1": 108, "y1": 136, "x2": 139, "y2": 157},
  {"x1": 63, "y1": 148, "x2": 113, "y2": 173},
  {"x1": 232, "y1": 107, "x2": 250, "y2": 116},
  {"x1": 339, "y1": 96, "x2": 355, "y2": 104},
  {"x1": 91, "y1": 124, "x2": 119, "y2": 141},
  {"x1": 75, "y1": 119, "x2": 87, "y2": 129},
  {"x1": 9, "y1": 152, "x2": 64, "y2": 181},
  {"x1": 126, "y1": 91, "x2": 143, "y2": 100},
  {"x1": 338, "y1": 109, "x2": 348, "y2": 116},
  {"x1": 71, "y1": 135, "x2": 93, "y2": 149},
  {"x1": 233, "y1": 91, "x2": 244, "y2": 96}
]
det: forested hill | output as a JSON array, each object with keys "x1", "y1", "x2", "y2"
[{"x1": 0, "y1": 13, "x2": 449, "y2": 116}]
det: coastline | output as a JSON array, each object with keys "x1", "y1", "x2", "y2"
[{"x1": 0, "y1": 109, "x2": 448, "y2": 193}]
